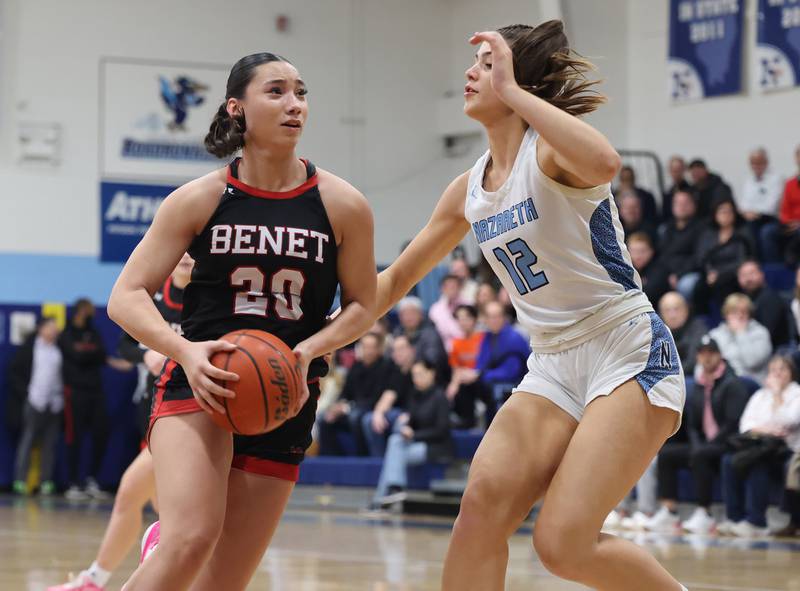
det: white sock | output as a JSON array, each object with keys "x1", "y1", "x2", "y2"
[
  {"x1": 87, "y1": 561, "x2": 111, "y2": 587},
  {"x1": 680, "y1": 585, "x2": 689, "y2": 591}
]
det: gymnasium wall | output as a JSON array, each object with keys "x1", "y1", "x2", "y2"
[{"x1": 625, "y1": 0, "x2": 799, "y2": 194}]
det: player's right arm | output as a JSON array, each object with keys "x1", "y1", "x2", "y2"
[
  {"x1": 108, "y1": 172, "x2": 239, "y2": 414},
  {"x1": 375, "y1": 172, "x2": 471, "y2": 317}
]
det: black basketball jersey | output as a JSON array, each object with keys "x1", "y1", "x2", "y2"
[{"x1": 180, "y1": 158, "x2": 338, "y2": 380}]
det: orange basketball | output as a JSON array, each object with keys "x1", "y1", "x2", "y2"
[{"x1": 208, "y1": 330, "x2": 301, "y2": 435}]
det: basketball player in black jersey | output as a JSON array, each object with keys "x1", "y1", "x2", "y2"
[
  {"x1": 109, "y1": 53, "x2": 376, "y2": 591},
  {"x1": 48, "y1": 254, "x2": 193, "y2": 591}
]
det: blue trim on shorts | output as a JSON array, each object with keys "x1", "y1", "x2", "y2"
[
  {"x1": 636, "y1": 312, "x2": 681, "y2": 393},
  {"x1": 589, "y1": 199, "x2": 638, "y2": 291}
]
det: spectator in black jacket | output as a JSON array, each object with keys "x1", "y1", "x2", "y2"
[
  {"x1": 689, "y1": 159, "x2": 734, "y2": 218},
  {"x1": 736, "y1": 259, "x2": 791, "y2": 349},
  {"x1": 658, "y1": 190, "x2": 704, "y2": 300},
  {"x1": 318, "y1": 332, "x2": 395, "y2": 456},
  {"x1": 616, "y1": 165, "x2": 660, "y2": 223},
  {"x1": 693, "y1": 198, "x2": 755, "y2": 313},
  {"x1": 658, "y1": 292, "x2": 707, "y2": 375},
  {"x1": 628, "y1": 233, "x2": 670, "y2": 308},
  {"x1": 618, "y1": 191, "x2": 658, "y2": 245},
  {"x1": 662, "y1": 156, "x2": 691, "y2": 221},
  {"x1": 371, "y1": 359, "x2": 452, "y2": 508},
  {"x1": 394, "y1": 296, "x2": 449, "y2": 383},
  {"x1": 60, "y1": 298, "x2": 111, "y2": 501},
  {"x1": 10, "y1": 317, "x2": 62, "y2": 496},
  {"x1": 649, "y1": 336, "x2": 750, "y2": 534},
  {"x1": 362, "y1": 334, "x2": 416, "y2": 456}
]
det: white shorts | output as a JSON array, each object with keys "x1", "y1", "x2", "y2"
[{"x1": 514, "y1": 312, "x2": 685, "y2": 433}]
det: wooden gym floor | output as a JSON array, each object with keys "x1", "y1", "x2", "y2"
[{"x1": 2, "y1": 490, "x2": 799, "y2": 591}]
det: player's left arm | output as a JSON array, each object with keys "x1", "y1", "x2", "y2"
[
  {"x1": 292, "y1": 171, "x2": 377, "y2": 409},
  {"x1": 470, "y1": 31, "x2": 621, "y2": 188}
]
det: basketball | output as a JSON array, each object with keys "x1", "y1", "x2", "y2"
[{"x1": 208, "y1": 330, "x2": 301, "y2": 435}]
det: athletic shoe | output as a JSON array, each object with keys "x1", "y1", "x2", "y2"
[
  {"x1": 603, "y1": 510, "x2": 623, "y2": 530},
  {"x1": 46, "y1": 571, "x2": 105, "y2": 590},
  {"x1": 65, "y1": 485, "x2": 90, "y2": 501},
  {"x1": 644, "y1": 506, "x2": 680, "y2": 532},
  {"x1": 715, "y1": 519, "x2": 738, "y2": 536},
  {"x1": 85, "y1": 478, "x2": 112, "y2": 501},
  {"x1": 682, "y1": 507, "x2": 715, "y2": 534},
  {"x1": 621, "y1": 511, "x2": 650, "y2": 530},
  {"x1": 40, "y1": 481, "x2": 56, "y2": 496},
  {"x1": 12, "y1": 480, "x2": 27, "y2": 495},
  {"x1": 140, "y1": 521, "x2": 160, "y2": 563},
  {"x1": 770, "y1": 523, "x2": 799, "y2": 538},
  {"x1": 730, "y1": 520, "x2": 770, "y2": 538},
  {"x1": 379, "y1": 491, "x2": 408, "y2": 506}
]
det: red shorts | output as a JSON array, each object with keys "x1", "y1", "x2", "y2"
[{"x1": 148, "y1": 359, "x2": 320, "y2": 482}]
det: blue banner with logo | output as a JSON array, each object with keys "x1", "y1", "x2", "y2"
[
  {"x1": 100, "y1": 181, "x2": 176, "y2": 263},
  {"x1": 668, "y1": 0, "x2": 744, "y2": 101},
  {"x1": 758, "y1": 0, "x2": 800, "y2": 91}
]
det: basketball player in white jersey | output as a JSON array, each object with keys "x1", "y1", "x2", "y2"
[{"x1": 373, "y1": 21, "x2": 688, "y2": 590}]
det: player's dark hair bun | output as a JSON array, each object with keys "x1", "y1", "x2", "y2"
[{"x1": 204, "y1": 52, "x2": 290, "y2": 158}]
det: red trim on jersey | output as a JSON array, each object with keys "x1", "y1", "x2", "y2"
[
  {"x1": 231, "y1": 455, "x2": 300, "y2": 482},
  {"x1": 146, "y1": 360, "x2": 195, "y2": 445},
  {"x1": 227, "y1": 158, "x2": 318, "y2": 200},
  {"x1": 162, "y1": 276, "x2": 183, "y2": 311}
]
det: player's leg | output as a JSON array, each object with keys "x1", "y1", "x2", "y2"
[
  {"x1": 441, "y1": 393, "x2": 577, "y2": 591},
  {"x1": 95, "y1": 448, "x2": 156, "y2": 570},
  {"x1": 47, "y1": 449, "x2": 157, "y2": 591},
  {"x1": 532, "y1": 380, "x2": 683, "y2": 590},
  {"x1": 187, "y1": 469, "x2": 294, "y2": 591},
  {"x1": 123, "y1": 412, "x2": 232, "y2": 591}
]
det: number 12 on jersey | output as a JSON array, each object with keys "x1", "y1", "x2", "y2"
[{"x1": 492, "y1": 238, "x2": 548, "y2": 295}]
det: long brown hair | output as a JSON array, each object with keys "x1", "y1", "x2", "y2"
[{"x1": 498, "y1": 20, "x2": 605, "y2": 117}]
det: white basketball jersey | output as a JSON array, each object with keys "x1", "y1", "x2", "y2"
[{"x1": 465, "y1": 128, "x2": 653, "y2": 353}]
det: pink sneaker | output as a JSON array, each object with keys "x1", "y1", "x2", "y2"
[
  {"x1": 140, "y1": 521, "x2": 160, "y2": 563},
  {"x1": 47, "y1": 572, "x2": 104, "y2": 590}
]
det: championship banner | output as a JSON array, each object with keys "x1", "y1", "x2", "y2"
[
  {"x1": 758, "y1": 0, "x2": 800, "y2": 91},
  {"x1": 100, "y1": 58, "x2": 229, "y2": 181},
  {"x1": 100, "y1": 181, "x2": 176, "y2": 263},
  {"x1": 668, "y1": 0, "x2": 744, "y2": 101}
]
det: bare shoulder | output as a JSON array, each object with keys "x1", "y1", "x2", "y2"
[
  {"x1": 316, "y1": 168, "x2": 373, "y2": 243},
  {"x1": 434, "y1": 171, "x2": 470, "y2": 217},
  {"x1": 161, "y1": 166, "x2": 228, "y2": 234}
]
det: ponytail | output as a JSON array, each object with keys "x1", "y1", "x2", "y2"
[{"x1": 204, "y1": 103, "x2": 246, "y2": 158}]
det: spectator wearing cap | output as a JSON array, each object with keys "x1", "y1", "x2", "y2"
[
  {"x1": 628, "y1": 233, "x2": 670, "y2": 308},
  {"x1": 658, "y1": 292, "x2": 707, "y2": 375},
  {"x1": 736, "y1": 148, "x2": 783, "y2": 260},
  {"x1": 658, "y1": 190, "x2": 704, "y2": 301},
  {"x1": 710, "y1": 293, "x2": 772, "y2": 383},
  {"x1": 688, "y1": 159, "x2": 734, "y2": 218},
  {"x1": 647, "y1": 335, "x2": 750, "y2": 534},
  {"x1": 662, "y1": 156, "x2": 691, "y2": 221},
  {"x1": 616, "y1": 165, "x2": 660, "y2": 223},
  {"x1": 428, "y1": 274, "x2": 466, "y2": 353},
  {"x1": 394, "y1": 296, "x2": 449, "y2": 383},
  {"x1": 736, "y1": 260, "x2": 791, "y2": 349}
]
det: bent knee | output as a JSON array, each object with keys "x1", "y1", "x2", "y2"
[
  {"x1": 533, "y1": 518, "x2": 592, "y2": 580},
  {"x1": 455, "y1": 477, "x2": 527, "y2": 538},
  {"x1": 161, "y1": 521, "x2": 224, "y2": 565}
]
